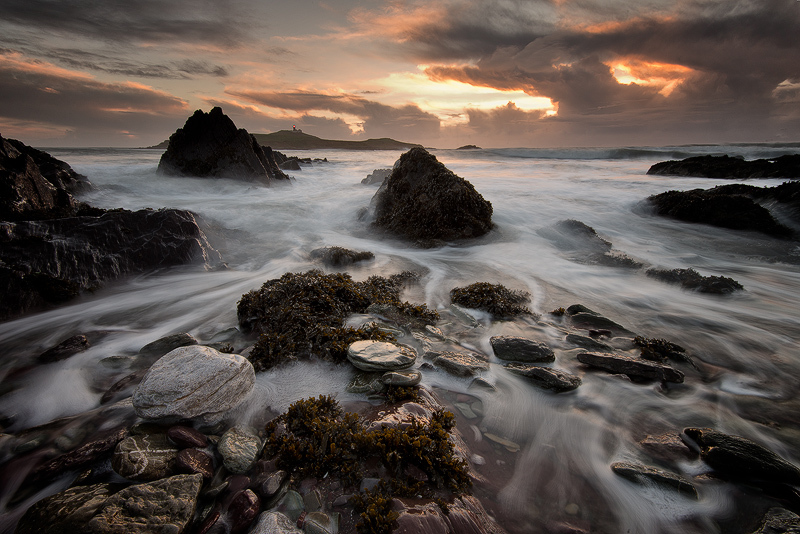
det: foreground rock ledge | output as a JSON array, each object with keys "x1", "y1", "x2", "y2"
[{"x1": 371, "y1": 147, "x2": 493, "y2": 245}]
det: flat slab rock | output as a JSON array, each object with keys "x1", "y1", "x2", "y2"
[
  {"x1": 112, "y1": 434, "x2": 179, "y2": 481},
  {"x1": 132, "y1": 345, "x2": 255, "y2": 424},
  {"x1": 611, "y1": 461, "x2": 698, "y2": 498},
  {"x1": 347, "y1": 340, "x2": 417, "y2": 371},
  {"x1": 490, "y1": 335, "x2": 555, "y2": 363},
  {"x1": 683, "y1": 427, "x2": 800, "y2": 485},
  {"x1": 504, "y1": 363, "x2": 582, "y2": 392},
  {"x1": 577, "y1": 351, "x2": 684, "y2": 383},
  {"x1": 427, "y1": 350, "x2": 489, "y2": 377}
]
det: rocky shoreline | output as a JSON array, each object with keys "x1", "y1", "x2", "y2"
[{"x1": 2, "y1": 118, "x2": 800, "y2": 533}]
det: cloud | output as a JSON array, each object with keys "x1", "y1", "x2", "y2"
[
  {"x1": 228, "y1": 89, "x2": 441, "y2": 140},
  {"x1": 1, "y1": 0, "x2": 252, "y2": 49},
  {"x1": 0, "y1": 51, "x2": 188, "y2": 145}
]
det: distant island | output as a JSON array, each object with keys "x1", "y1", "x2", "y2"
[
  {"x1": 145, "y1": 130, "x2": 422, "y2": 151},
  {"x1": 252, "y1": 130, "x2": 422, "y2": 150}
]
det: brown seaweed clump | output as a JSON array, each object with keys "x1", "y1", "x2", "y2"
[
  {"x1": 450, "y1": 282, "x2": 531, "y2": 318},
  {"x1": 237, "y1": 270, "x2": 438, "y2": 370},
  {"x1": 263, "y1": 395, "x2": 472, "y2": 533}
]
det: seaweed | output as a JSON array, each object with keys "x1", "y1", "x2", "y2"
[
  {"x1": 237, "y1": 270, "x2": 438, "y2": 370},
  {"x1": 450, "y1": 282, "x2": 531, "y2": 318}
]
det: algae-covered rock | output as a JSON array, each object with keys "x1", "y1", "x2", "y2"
[{"x1": 450, "y1": 282, "x2": 531, "y2": 318}]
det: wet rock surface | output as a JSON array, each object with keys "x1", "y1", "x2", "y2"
[
  {"x1": 577, "y1": 351, "x2": 684, "y2": 383},
  {"x1": 218, "y1": 425, "x2": 261, "y2": 474},
  {"x1": 750, "y1": 508, "x2": 800, "y2": 534},
  {"x1": 157, "y1": 107, "x2": 290, "y2": 183},
  {"x1": 427, "y1": 350, "x2": 489, "y2": 376},
  {"x1": 37, "y1": 334, "x2": 90, "y2": 363},
  {"x1": 112, "y1": 433, "x2": 179, "y2": 481},
  {"x1": 132, "y1": 345, "x2": 255, "y2": 424},
  {"x1": 646, "y1": 267, "x2": 744, "y2": 294},
  {"x1": 347, "y1": 340, "x2": 417, "y2": 371},
  {"x1": 490, "y1": 335, "x2": 555, "y2": 363},
  {"x1": 371, "y1": 147, "x2": 493, "y2": 245},
  {"x1": 538, "y1": 219, "x2": 643, "y2": 269},
  {"x1": 361, "y1": 168, "x2": 391, "y2": 185},
  {"x1": 611, "y1": 461, "x2": 698, "y2": 498},
  {"x1": 647, "y1": 154, "x2": 800, "y2": 179},
  {"x1": 504, "y1": 363, "x2": 582, "y2": 392},
  {"x1": 309, "y1": 246, "x2": 374, "y2": 267}
]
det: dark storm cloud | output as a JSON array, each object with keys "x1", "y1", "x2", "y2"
[
  {"x1": 1, "y1": 0, "x2": 251, "y2": 48},
  {"x1": 0, "y1": 55, "x2": 188, "y2": 143},
  {"x1": 228, "y1": 89, "x2": 441, "y2": 139}
]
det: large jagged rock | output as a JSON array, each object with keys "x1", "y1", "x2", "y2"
[
  {"x1": 157, "y1": 107, "x2": 290, "y2": 184},
  {"x1": 0, "y1": 208, "x2": 222, "y2": 320},
  {"x1": 0, "y1": 134, "x2": 87, "y2": 221},
  {"x1": 371, "y1": 147, "x2": 493, "y2": 245},
  {"x1": 647, "y1": 154, "x2": 800, "y2": 179}
]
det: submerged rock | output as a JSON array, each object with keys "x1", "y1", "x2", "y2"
[
  {"x1": 132, "y1": 345, "x2": 255, "y2": 424},
  {"x1": 15, "y1": 483, "x2": 113, "y2": 534},
  {"x1": 611, "y1": 461, "x2": 698, "y2": 498},
  {"x1": 37, "y1": 334, "x2": 90, "y2": 363},
  {"x1": 427, "y1": 350, "x2": 489, "y2": 377},
  {"x1": 138, "y1": 332, "x2": 198, "y2": 359},
  {"x1": 309, "y1": 246, "x2": 374, "y2": 267},
  {"x1": 490, "y1": 335, "x2": 555, "y2": 363},
  {"x1": 538, "y1": 219, "x2": 643, "y2": 268},
  {"x1": 157, "y1": 107, "x2": 290, "y2": 184},
  {"x1": 683, "y1": 427, "x2": 800, "y2": 485},
  {"x1": 646, "y1": 267, "x2": 744, "y2": 294},
  {"x1": 0, "y1": 208, "x2": 222, "y2": 320},
  {"x1": 577, "y1": 351, "x2": 684, "y2": 383},
  {"x1": 647, "y1": 154, "x2": 800, "y2": 179},
  {"x1": 371, "y1": 147, "x2": 493, "y2": 245},
  {"x1": 504, "y1": 363, "x2": 582, "y2": 392}
]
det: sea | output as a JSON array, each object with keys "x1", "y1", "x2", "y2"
[{"x1": 1, "y1": 143, "x2": 800, "y2": 533}]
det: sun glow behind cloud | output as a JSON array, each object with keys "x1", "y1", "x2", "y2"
[
  {"x1": 608, "y1": 58, "x2": 693, "y2": 97},
  {"x1": 376, "y1": 68, "x2": 555, "y2": 126}
]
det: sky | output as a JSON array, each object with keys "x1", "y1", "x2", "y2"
[{"x1": 1, "y1": 0, "x2": 798, "y2": 148}]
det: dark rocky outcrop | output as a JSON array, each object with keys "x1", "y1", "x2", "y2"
[
  {"x1": 610, "y1": 461, "x2": 698, "y2": 498},
  {"x1": 1, "y1": 208, "x2": 222, "y2": 320},
  {"x1": 647, "y1": 154, "x2": 800, "y2": 179},
  {"x1": 371, "y1": 147, "x2": 493, "y2": 245},
  {"x1": 646, "y1": 267, "x2": 744, "y2": 294},
  {"x1": 577, "y1": 351, "x2": 684, "y2": 383},
  {"x1": 1, "y1": 134, "x2": 88, "y2": 222},
  {"x1": 450, "y1": 282, "x2": 531, "y2": 318},
  {"x1": 157, "y1": 107, "x2": 291, "y2": 184},
  {"x1": 309, "y1": 246, "x2": 374, "y2": 267},
  {"x1": 538, "y1": 219, "x2": 643, "y2": 269},
  {"x1": 490, "y1": 335, "x2": 555, "y2": 363},
  {"x1": 683, "y1": 427, "x2": 800, "y2": 485},
  {"x1": 504, "y1": 363, "x2": 582, "y2": 392},
  {"x1": 361, "y1": 168, "x2": 391, "y2": 185},
  {"x1": 647, "y1": 184, "x2": 796, "y2": 238}
]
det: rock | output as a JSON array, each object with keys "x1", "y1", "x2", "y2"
[
  {"x1": 538, "y1": 219, "x2": 643, "y2": 268},
  {"x1": 427, "y1": 351, "x2": 489, "y2": 377},
  {"x1": 371, "y1": 147, "x2": 493, "y2": 244},
  {"x1": 362, "y1": 168, "x2": 391, "y2": 185},
  {"x1": 218, "y1": 425, "x2": 262, "y2": 474},
  {"x1": 309, "y1": 246, "x2": 374, "y2": 267},
  {"x1": 167, "y1": 425, "x2": 208, "y2": 448},
  {"x1": 279, "y1": 158, "x2": 301, "y2": 171},
  {"x1": 646, "y1": 267, "x2": 744, "y2": 294},
  {"x1": 490, "y1": 336, "x2": 555, "y2": 363},
  {"x1": 112, "y1": 433, "x2": 179, "y2": 481},
  {"x1": 611, "y1": 461, "x2": 698, "y2": 498},
  {"x1": 346, "y1": 372, "x2": 386, "y2": 394},
  {"x1": 228, "y1": 488, "x2": 260, "y2": 533},
  {"x1": 37, "y1": 334, "x2": 90, "y2": 363},
  {"x1": 138, "y1": 333, "x2": 198, "y2": 358},
  {"x1": 457, "y1": 145, "x2": 481, "y2": 150},
  {"x1": 101, "y1": 370, "x2": 147, "y2": 404},
  {"x1": 647, "y1": 186, "x2": 794, "y2": 238},
  {"x1": 565, "y1": 333, "x2": 614, "y2": 352},
  {"x1": 646, "y1": 154, "x2": 800, "y2": 179},
  {"x1": 392, "y1": 495, "x2": 507, "y2": 534},
  {"x1": 504, "y1": 363, "x2": 582, "y2": 392},
  {"x1": 132, "y1": 345, "x2": 255, "y2": 424},
  {"x1": 157, "y1": 107, "x2": 290, "y2": 183},
  {"x1": 15, "y1": 483, "x2": 113, "y2": 534},
  {"x1": 86, "y1": 473, "x2": 203, "y2": 533},
  {"x1": 382, "y1": 370, "x2": 422, "y2": 386},
  {"x1": 577, "y1": 351, "x2": 684, "y2": 383},
  {"x1": 750, "y1": 508, "x2": 800, "y2": 534},
  {"x1": 31, "y1": 428, "x2": 128, "y2": 481},
  {"x1": 0, "y1": 208, "x2": 222, "y2": 320},
  {"x1": 259, "y1": 470, "x2": 287, "y2": 500},
  {"x1": 0, "y1": 134, "x2": 86, "y2": 222},
  {"x1": 250, "y1": 511, "x2": 303, "y2": 534},
  {"x1": 683, "y1": 427, "x2": 800, "y2": 485},
  {"x1": 176, "y1": 448, "x2": 214, "y2": 478},
  {"x1": 569, "y1": 311, "x2": 635, "y2": 337},
  {"x1": 347, "y1": 340, "x2": 417, "y2": 371},
  {"x1": 301, "y1": 512, "x2": 338, "y2": 534},
  {"x1": 638, "y1": 432, "x2": 695, "y2": 463}
]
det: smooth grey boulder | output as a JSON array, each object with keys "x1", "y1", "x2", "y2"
[
  {"x1": 86, "y1": 474, "x2": 202, "y2": 533},
  {"x1": 218, "y1": 425, "x2": 262, "y2": 474},
  {"x1": 347, "y1": 340, "x2": 417, "y2": 371},
  {"x1": 577, "y1": 351, "x2": 684, "y2": 383},
  {"x1": 490, "y1": 336, "x2": 555, "y2": 363},
  {"x1": 112, "y1": 434, "x2": 179, "y2": 481},
  {"x1": 133, "y1": 345, "x2": 255, "y2": 424},
  {"x1": 504, "y1": 363, "x2": 582, "y2": 392}
]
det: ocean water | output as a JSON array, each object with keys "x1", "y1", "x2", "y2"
[{"x1": 1, "y1": 144, "x2": 800, "y2": 533}]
